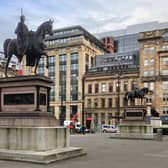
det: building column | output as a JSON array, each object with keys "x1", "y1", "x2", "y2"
[
  {"x1": 98, "y1": 112, "x2": 101, "y2": 127},
  {"x1": 78, "y1": 103, "x2": 82, "y2": 123},
  {"x1": 66, "y1": 105, "x2": 70, "y2": 120},
  {"x1": 105, "y1": 112, "x2": 108, "y2": 124}
]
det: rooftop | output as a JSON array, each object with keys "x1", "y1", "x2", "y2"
[{"x1": 95, "y1": 21, "x2": 168, "y2": 38}]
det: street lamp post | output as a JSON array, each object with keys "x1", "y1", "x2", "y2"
[
  {"x1": 116, "y1": 65, "x2": 121, "y2": 125},
  {"x1": 116, "y1": 70, "x2": 121, "y2": 125},
  {"x1": 82, "y1": 76, "x2": 85, "y2": 134},
  {"x1": 60, "y1": 75, "x2": 64, "y2": 126}
]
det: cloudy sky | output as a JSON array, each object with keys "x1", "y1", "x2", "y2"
[{"x1": 0, "y1": 0, "x2": 168, "y2": 50}]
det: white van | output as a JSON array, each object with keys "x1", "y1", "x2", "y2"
[{"x1": 101, "y1": 124, "x2": 117, "y2": 133}]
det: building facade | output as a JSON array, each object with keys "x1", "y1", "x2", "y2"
[
  {"x1": 0, "y1": 52, "x2": 16, "y2": 77},
  {"x1": 139, "y1": 28, "x2": 168, "y2": 124},
  {"x1": 40, "y1": 26, "x2": 106, "y2": 124},
  {"x1": 84, "y1": 51, "x2": 140, "y2": 129}
]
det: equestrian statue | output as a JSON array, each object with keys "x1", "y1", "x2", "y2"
[
  {"x1": 124, "y1": 87, "x2": 149, "y2": 105},
  {"x1": 3, "y1": 9, "x2": 54, "y2": 77}
]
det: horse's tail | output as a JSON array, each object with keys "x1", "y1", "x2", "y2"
[{"x1": 3, "y1": 38, "x2": 11, "y2": 58}]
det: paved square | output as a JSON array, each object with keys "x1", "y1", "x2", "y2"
[{"x1": 0, "y1": 133, "x2": 168, "y2": 168}]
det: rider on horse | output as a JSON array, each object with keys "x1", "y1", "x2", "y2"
[{"x1": 15, "y1": 9, "x2": 29, "y2": 61}]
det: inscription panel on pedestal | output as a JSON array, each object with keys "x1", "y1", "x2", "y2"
[{"x1": 4, "y1": 93, "x2": 34, "y2": 105}]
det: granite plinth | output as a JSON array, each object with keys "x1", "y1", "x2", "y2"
[
  {"x1": 0, "y1": 127, "x2": 85, "y2": 163},
  {"x1": 0, "y1": 112, "x2": 58, "y2": 126}
]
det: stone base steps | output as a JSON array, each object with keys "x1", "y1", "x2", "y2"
[
  {"x1": 0, "y1": 147, "x2": 86, "y2": 164},
  {"x1": 109, "y1": 133, "x2": 156, "y2": 140}
]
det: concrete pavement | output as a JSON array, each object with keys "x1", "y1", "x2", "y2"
[{"x1": 0, "y1": 133, "x2": 168, "y2": 168}]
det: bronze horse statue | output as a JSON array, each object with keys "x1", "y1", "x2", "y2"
[
  {"x1": 3, "y1": 20, "x2": 53, "y2": 77},
  {"x1": 124, "y1": 87, "x2": 149, "y2": 105}
]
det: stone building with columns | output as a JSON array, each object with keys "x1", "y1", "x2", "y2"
[
  {"x1": 38, "y1": 26, "x2": 106, "y2": 123},
  {"x1": 139, "y1": 28, "x2": 168, "y2": 124},
  {"x1": 83, "y1": 51, "x2": 140, "y2": 128}
]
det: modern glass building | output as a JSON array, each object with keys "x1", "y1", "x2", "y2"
[{"x1": 96, "y1": 21, "x2": 168, "y2": 53}]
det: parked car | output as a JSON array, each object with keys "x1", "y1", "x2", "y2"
[{"x1": 101, "y1": 124, "x2": 117, "y2": 133}]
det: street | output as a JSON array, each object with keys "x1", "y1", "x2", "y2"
[{"x1": 0, "y1": 133, "x2": 168, "y2": 168}]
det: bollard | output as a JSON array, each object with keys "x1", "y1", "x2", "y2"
[{"x1": 156, "y1": 129, "x2": 163, "y2": 141}]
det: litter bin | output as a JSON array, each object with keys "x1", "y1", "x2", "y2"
[{"x1": 156, "y1": 129, "x2": 163, "y2": 141}]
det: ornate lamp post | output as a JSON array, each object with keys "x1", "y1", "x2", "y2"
[
  {"x1": 81, "y1": 76, "x2": 85, "y2": 134},
  {"x1": 60, "y1": 75, "x2": 65, "y2": 126},
  {"x1": 116, "y1": 72, "x2": 120, "y2": 125}
]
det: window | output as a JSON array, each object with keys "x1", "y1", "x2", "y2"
[
  {"x1": 39, "y1": 57, "x2": 44, "y2": 65},
  {"x1": 85, "y1": 54, "x2": 89, "y2": 63},
  {"x1": 95, "y1": 84, "x2": 99, "y2": 93},
  {"x1": 101, "y1": 83, "x2": 106, "y2": 92},
  {"x1": 149, "y1": 71, "x2": 154, "y2": 76},
  {"x1": 94, "y1": 113, "x2": 98, "y2": 125},
  {"x1": 71, "y1": 53, "x2": 78, "y2": 60},
  {"x1": 94, "y1": 98, "x2": 98, "y2": 108},
  {"x1": 144, "y1": 71, "x2": 148, "y2": 77},
  {"x1": 70, "y1": 94, "x2": 78, "y2": 101},
  {"x1": 124, "y1": 81, "x2": 128, "y2": 92},
  {"x1": 88, "y1": 84, "x2": 92, "y2": 94},
  {"x1": 163, "y1": 81, "x2": 168, "y2": 89},
  {"x1": 115, "y1": 97, "x2": 118, "y2": 107},
  {"x1": 38, "y1": 67, "x2": 44, "y2": 74},
  {"x1": 71, "y1": 64, "x2": 78, "y2": 70},
  {"x1": 144, "y1": 82, "x2": 148, "y2": 88},
  {"x1": 48, "y1": 66, "x2": 55, "y2": 72},
  {"x1": 101, "y1": 98, "x2": 105, "y2": 108},
  {"x1": 59, "y1": 54, "x2": 66, "y2": 62},
  {"x1": 60, "y1": 65, "x2": 66, "y2": 71},
  {"x1": 108, "y1": 98, "x2": 112, "y2": 108},
  {"x1": 101, "y1": 113, "x2": 105, "y2": 125},
  {"x1": 150, "y1": 59, "x2": 154, "y2": 65},
  {"x1": 149, "y1": 82, "x2": 154, "y2": 90},
  {"x1": 162, "y1": 70, "x2": 168, "y2": 75},
  {"x1": 144, "y1": 47, "x2": 155, "y2": 55},
  {"x1": 48, "y1": 56, "x2": 55, "y2": 64},
  {"x1": 161, "y1": 45, "x2": 168, "y2": 50},
  {"x1": 108, "y1": 113, "x2": 112, "y2": 125},
  {"x1": 109, "y1": 83, "x2": 113, "y2": 92},
  {"x1": 131, "y1": 81, "x2": 137, "y2": 90},
  {"x1": 144, "y1": 60, "x2": 148, "y2": 66},
  {"x1": 87, "y1": 99, "x2": 91, "y2": 108},
  {"x1": 162, "y1": 58, "x2": 168, "y2": 65},
  {"x1": 163, "y1": 107, "x2": 168, "y2": 114}
]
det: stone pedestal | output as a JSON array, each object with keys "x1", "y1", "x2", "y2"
[
  {"x1": 0, "y1": 76, "x2": 85, "y2": 163},
  {"x1": 0, "y1": 75, "x2": 58, "y2": 126},
  {"x1": 110, "y1": 106, "x2": 155, "y2": 140},
  {"x1": 0, "y1": 127, "x2": 85, "y2": 163}
]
